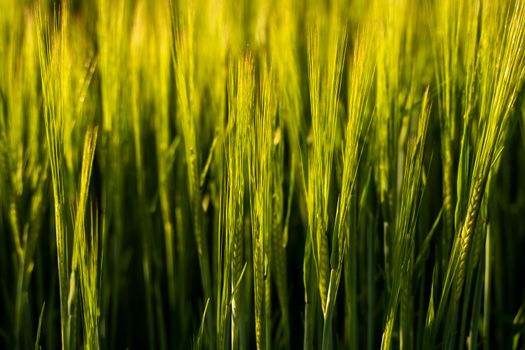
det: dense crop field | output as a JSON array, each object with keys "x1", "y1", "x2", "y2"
[{"x1": 1, "y1": 0, "x2": 525, "y2": 349}]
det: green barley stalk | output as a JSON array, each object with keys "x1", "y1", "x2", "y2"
[
  {"x1": 36, "y1": 3, "x2": 71, "y2": 348},
  {"x1": 173, "y1": 10, "x2": 213, "y2": 327},
  {"x1": 381, "y1": 89, "x2": 430, "y2": 350},
  {"x1": 268, "y1": 10, "x2": 304, "y2": 347},
  {"x1": 248, "y1": 58, "x2": 277, "y2": 350},
  {"x1": 326, "y1": 24, "x2": 376, "y2": 350},
  {"x1": 371, "y1": 0, "x2": 413, "y2": 292},
  {"x1": 224, "y1": 54, "x2": 254, "y2": 350},
  {"x1": 72, "y1": 127, "x2": 99, "y2": 350},
  {"x1": 455, "y1": 0, "x2": 525, "y2": 302},
  {"x1": 305, "y1": 11, "x2": 346, "y2": 321},
  {"x1": 432, "y1": 0, "x2": 462, "y2": 247},
  {"x1": 0, "y1": 6, "x2": 48, "y2": 348},
  {"x1": 430, "y1": 0, "x2": 525, "y2": 346}
]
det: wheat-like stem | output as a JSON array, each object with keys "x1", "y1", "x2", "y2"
[{"x1": 455, "y1": 176, "x2": 484, "y2": 300}]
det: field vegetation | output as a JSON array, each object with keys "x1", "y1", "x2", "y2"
[{"x1": 1, "y1": 0, "x2": 525, "y2": 349}]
